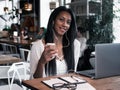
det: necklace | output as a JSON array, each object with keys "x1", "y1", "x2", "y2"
[
  {"x1": 52, "y1": 30, "x2": 66, "y2": 61},
  {"x1": 56, "y1": 54, "x2": 64, "y2": 61}
]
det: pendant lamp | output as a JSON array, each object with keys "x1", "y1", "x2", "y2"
[
  {"x1": 24, "y1": 0, "x2": 32, "y2": 11},
  {"x1": 4, "y1": 7, "x2": 9, "y2": 12},
  {"x1": 4, "y1": 0, "x2": 9, "y2": 14}
]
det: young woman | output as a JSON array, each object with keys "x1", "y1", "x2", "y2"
[{"x1": 30, "y1": 6, "x2": 80, "y2": 78}]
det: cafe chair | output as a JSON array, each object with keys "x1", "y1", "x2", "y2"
[
  {"x1": 89, "y1": 57, "x2": 95, "y2": 69},
  {"x1": 0, "y1": 66, "x2": 23, "y2": 90},
  {"x1": 7, "y1": 62, "x2": 30, "y2": 90},
  {"x1": 0, "y1": 65, "x2": 10, "y2": 79},
  {"x1": 0, "y1": 43, "x2": 20, "y2": 58},
  {"x1": 19, "y1": 48, "x2": 31, "y2": 62},
  {"x1": 0, "y1": 43, "x2": 9, "y2": 54},
  {"x1": 19, "y1": 48, "x2": 31, "y2": 70}
]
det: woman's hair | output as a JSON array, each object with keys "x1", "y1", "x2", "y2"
[{"x1": 44, "y1": 6, "x2": 77, "y2": 76}]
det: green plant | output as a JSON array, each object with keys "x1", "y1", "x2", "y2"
[{"x1": 83, "y1": 0, "x2": 115, "y2": 47}]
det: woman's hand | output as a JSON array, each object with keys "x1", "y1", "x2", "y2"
[{"x1": 40, "y1": 43, "x2": 58, "y2": 64}]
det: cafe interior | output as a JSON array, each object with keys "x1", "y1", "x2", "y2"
[{"x1": 0, "y1": 0, "x2": 120, "y2": 90}]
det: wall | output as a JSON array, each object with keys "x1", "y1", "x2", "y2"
[
  {"x1": 40, "y1": 0, "x2": 51, "y2": 28},
  {"x1": 40, "y1": 0, "x2": 59, "y2": 28}
]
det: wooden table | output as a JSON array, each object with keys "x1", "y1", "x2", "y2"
[
  {"x1": 0, "y1": 38, "x2": 32, "y2": 46},
  {"x1": 22, "y1": 73, "x2": 120, "y2": 90},
  {"x1": 0, "y1": 55, "x2": 20, "y2": 64},
  {"x1": 0, "y1": 38, "x2": 33, "y2": 50}
]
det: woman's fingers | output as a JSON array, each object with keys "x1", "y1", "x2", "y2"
[{"x1": 41, "y1": 43, "x2": 58, "y2": 63}]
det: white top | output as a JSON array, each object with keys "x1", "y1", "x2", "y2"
[
  {"x1": 30, "y1": 39, "x2": 80, "y2": 78},
  {"x1": 56, "y1": 59, "x2": 67, "y2": 75},
  {"x1": 77, "y1": 37, "x2": 87, "y2": 57}
]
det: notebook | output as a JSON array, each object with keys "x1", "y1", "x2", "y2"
[{"x1": 76, "y1": 43, "x2": 120, "y2": 79}]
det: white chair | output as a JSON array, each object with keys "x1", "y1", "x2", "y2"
[
  {"x1": 19, "y1": 48, "x2": 31, "y2": 70},
  {"x1": 19, "y1": 48, "x2": 31, "y2": 62},
  {"x1": 7, "y1": 62, "x2": 30, "y2": 90},
  {"x1": 0, "y1": 65, "x2": 24, "y2": 90},
  {"x1": 0, "y1": 66, "x2": 10, "y2": 79},
  {"x1": 89, "y1": 57, "x2": 95, "y2": 69}
]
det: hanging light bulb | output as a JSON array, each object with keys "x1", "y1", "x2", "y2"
[
  {"x1": 4, "y1": 0, "x2": 9, "y2": 14},
  {"x1": 24, "y1": 0, "x2": 32, "y2": 11},
  {"x1": 4, "y1": 7, "x2": 9, "y2": 13}
]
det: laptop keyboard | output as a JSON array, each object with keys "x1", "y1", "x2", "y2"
[
  {"x1": 76, "y1": 69, "x2": 95, "y2": 77},
  {"x1": 89, "y1": 72, "x2": 95, "y2": 76},
  {"x1": 87, "y1": 70, "x2": 95, "y2": 75}
]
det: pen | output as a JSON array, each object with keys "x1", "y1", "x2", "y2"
[{"x1": 71, "y1": 76, "x2": 87, "y2": 84}]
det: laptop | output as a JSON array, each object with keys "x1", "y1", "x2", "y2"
[{"x1": 76, "y1": 43, "x2": 120, "y2": 79}]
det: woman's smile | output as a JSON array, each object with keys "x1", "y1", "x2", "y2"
[{"x1": 54, "y1": 11, "x2": 71, "y2": 36}]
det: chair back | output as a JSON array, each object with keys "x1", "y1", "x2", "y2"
[
  {"x1": 0, "y1": 66, "x2": 10, "y2": 79},
  {"x1": 7, "y1": 62, "x2": 30, "y2": 90},
  {"x1": 0, "y1": 43, "x2": 20, "y2": 57},
  {"x1": 19, "y1": 48, "x2": 31, "y2": 62}
]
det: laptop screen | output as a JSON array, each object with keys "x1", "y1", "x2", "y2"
[
  {"x1": 95, "y1": 43, "x2": 120, "y2": 78},
  {"x1": 77, "y1": 43, "x2": 120, "y2": 79}
]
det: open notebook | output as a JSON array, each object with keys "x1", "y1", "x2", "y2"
[{"x1": 42, "y1": 76, "x2": 96, "y2": 90}]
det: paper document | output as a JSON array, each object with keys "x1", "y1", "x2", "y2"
[
  {"x1": 42, "y1": 76, "x2": 96, "y2": 90},
  {"x1": 42, "y1": 78, "x2": 67, "y2": 88},
  {"x1": 59, "y1": 76, "x2": 86, "y2": 83}
]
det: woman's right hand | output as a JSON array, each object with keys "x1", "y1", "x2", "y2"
[{"x1": 40, "y1": 43, "x2": 58, "y2": 64}]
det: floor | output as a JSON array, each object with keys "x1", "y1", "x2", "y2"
[
  {"x1": 0, "y1": 79, "x2": 21, "y2": 86},
  {"x1": 0, "y1": 79, "x2": 8, "y2": 86},
  {"x1": 0, "y1": 79, "x2": 23, "y2": 90}
]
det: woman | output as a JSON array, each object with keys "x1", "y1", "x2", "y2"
[
  {"x1": 77, "y1": 26, "x2": 87, "y2": 57},
  {"x1": 30, "y1": 6, "x2": 80, "y2": 78}
]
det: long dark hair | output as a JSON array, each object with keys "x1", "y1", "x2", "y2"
[{"x1": 44, "y1": 6, "x2": 77, "y2": 76}]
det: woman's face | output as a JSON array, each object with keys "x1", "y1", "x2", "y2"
[{"x1": 54, "y1": 11, "x2": 71, "y2": 36}]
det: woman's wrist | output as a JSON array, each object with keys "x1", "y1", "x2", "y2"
[
  {"x1": 34, "y1": 58, "x2": 45, "y2": 78},
  {"x1": 39, "y1": 55, "x2": 46, "y2": 65}
]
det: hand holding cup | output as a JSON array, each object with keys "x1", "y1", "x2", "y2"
[{"x1": 41, "y1": 43, "x2": 58, "y2": 64}]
